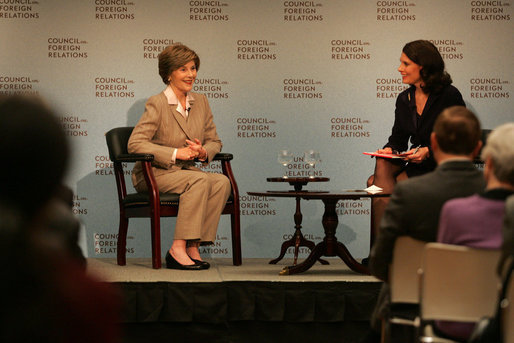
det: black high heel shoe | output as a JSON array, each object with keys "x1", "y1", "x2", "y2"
[
  {"x1": 165, "y1": 251, "x2": 205, "y2": 270},
  {"x1": 191, "y1": 258, "x2": 210, "y2": 269}
]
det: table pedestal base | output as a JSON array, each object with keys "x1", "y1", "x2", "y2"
[
  {"x1": 269, "y1": 228, "x2": 329, "y2": 266},
  {"x1": 269, "y1": 193, "x2": 329, "y2": 266},
  {"x1": 280, "y1": 198, "x2": 369, "y2": 275}
]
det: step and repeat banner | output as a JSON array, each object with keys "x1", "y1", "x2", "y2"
[{"x1": 1, "y1": 0, "x2": 512, "y2": 261}]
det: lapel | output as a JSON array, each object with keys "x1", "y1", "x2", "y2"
[
  {"x1": 407, "y1": 87, "x2": 417, "y2": 128},
  {"x1": 169, "y1": 105, "x2": 193, "y2": 140},
  {"x1": 422, "y1": 91, "x2": 440, "y2": 116},
  {"x1": 408, "y1": 87, "x2": 441, "y2": 128},
  {"x1": 163, "y1": 92, "x2": 197, "y2": 141}
]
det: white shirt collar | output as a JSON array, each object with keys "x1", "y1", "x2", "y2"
[{"x1": 163, "y1": 85, "x2": 193, "y2": 116}]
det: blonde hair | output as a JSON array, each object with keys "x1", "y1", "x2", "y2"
[{"x1": 481, "y1": 122, "x2": 514, "y2": 185}]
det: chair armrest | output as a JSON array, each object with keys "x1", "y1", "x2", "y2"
[
  {"x1": 140, "y1": 159, "x2": 160, "y2": 208},
  {"x1": 213, "y1": 153, "x2": 233, "y2": 161},
  {"x1": 114, "y1": 153, "x2": 154, "y2": 163},
  {"x1": 214, "y1": 153, "x2": 239, "y2": 201}
]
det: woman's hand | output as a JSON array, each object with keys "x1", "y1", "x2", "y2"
[
  {"x1": 176, "y1": 147, "x2": 199, "y2": 160},
  {"x1": 405, "y1": 147, "x2": 429, "y2": 164},
  {"x1": 186, "y1": 139, "x2": 207, "y2": 160},
  {"x1": 376, "y1": 147, "x2": 393, "y2": 154}
]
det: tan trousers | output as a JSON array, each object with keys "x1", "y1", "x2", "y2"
[{"x1": 138, "y1": 169, "x2": 231, "y2": 243}]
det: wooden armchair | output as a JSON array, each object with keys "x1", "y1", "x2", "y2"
[{"x1": 105, "y1": 126, "x2": 241, "y2": 269}]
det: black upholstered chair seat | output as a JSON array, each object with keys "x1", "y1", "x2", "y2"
[
  {"x1": 123, "y1": 192, "x2": 180, "y2": 207},
  {"x1": 123, "y1": 192, "x2": 234, "y2": 207}
]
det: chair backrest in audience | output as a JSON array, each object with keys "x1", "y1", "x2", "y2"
[
  {"x1": 389, "y1": 236, "x2": 426, "y2": 304},
  {"x1": 420, "y1": 243, "x2": 501, "y2": 322}
]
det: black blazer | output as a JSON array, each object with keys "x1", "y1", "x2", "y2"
[{"x1": 384, "y1": 84, "x2": 465, "y2": 176}]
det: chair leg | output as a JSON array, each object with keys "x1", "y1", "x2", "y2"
[
  {"x1": 231, "y1": 212, "x2": 242, "y2": 266},
  {"x1": 117, "y1": 216, "x2": 129, "y2": 266},
  {"x1": 381, "y1": 318, "x2": 386, "y2": 343},
  {"x1": 150, "y1": 212, "x2": 162, "y2": 269}
]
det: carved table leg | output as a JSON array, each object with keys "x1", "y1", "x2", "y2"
[
  {"x1": 336, "y1": 242, "x2": 370, "y2": 274},
  {"x1": 270, "y1": 196, "x2": 328, "y2": 265},
  {"x1": 280, "y1": 197, "x2": 367, "y2": 275},
  {"x1": 280, "y1": 241, "x2": 326, "y2": 275}
]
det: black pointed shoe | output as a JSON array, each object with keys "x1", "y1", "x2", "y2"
[
  {"x1": 165, "y1": 251, "x2": 204, "y2": 270},
  {"x1": 191, "y1": 258, "x2": 210, "y2": 269}
]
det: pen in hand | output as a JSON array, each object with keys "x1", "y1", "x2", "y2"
[{"x1": 405, "y1": 145, "x2": 420, "y2": 165}]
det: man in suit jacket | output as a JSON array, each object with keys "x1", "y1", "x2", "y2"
[
  {"x1": 437, "y1": 122, "x2": 514, "y2": 253},
  {"x1": 363, "y1": 106, "x2": 486, "y2": 342}
]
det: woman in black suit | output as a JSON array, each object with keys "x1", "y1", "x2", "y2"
[{"x1": 367, "y1": 40, "x2": 465, "y2": 239}]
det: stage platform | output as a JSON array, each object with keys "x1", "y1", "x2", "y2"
[{"x1": 87, "y1": 257, "x2": 382, "y2": 343}]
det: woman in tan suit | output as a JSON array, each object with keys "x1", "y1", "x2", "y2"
[{"x1": 128, "y1": 43, "x2": 231, "y2": 270}]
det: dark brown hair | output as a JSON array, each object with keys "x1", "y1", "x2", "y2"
[
  {"x1": 433, "y1": 106, "x2": 481, "y2": 155},
  {"x1": 403, "y1": 40, "x2": 452, "y2": 94},
  {"x1": 158, "y1": 43, "x2": 200, "y2": 84}
]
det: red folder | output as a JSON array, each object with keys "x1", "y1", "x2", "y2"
[{"x1": 363, "y1": 152, "x2": 409, "y2": 159}]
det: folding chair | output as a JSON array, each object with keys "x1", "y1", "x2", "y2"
[{"x1": 418, "y1": 243, "x2": 501, "y2": 343}]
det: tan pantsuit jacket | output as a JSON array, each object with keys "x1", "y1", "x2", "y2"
[{"x1": 127, "y1": 91, "x2": 231, "y2": 243}]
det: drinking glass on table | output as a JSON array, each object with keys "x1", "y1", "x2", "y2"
[
  {"x1": 304, "y1": 150, "x2": 320, "y2": 178},
  {"x1": 278, "y1": 149, "x2": 293, "y2": 178}
]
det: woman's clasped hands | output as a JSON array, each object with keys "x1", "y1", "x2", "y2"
[
  {"x1": 176, "y1": 138, "x2": 207, "y2": 161},
  {"x1": 176, "y1": 146, "x2": 198, "y2": 160}
]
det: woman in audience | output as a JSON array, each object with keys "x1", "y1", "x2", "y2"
[
  {"x1": 436, "y1": 122, "x2": 514, "y2": 341},
  {"x1": 366, "y1": 40, "x2": 465, "y2": 239}
]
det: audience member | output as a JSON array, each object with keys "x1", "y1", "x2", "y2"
[
  {"x1": 500, "y1": 195, "x2": 514, "y2": 275},
  {"x1": 434, "y1": 122, "x2": 514, "y2": 340},
  {"x1": 0, "y1": 95, "x2": 85, "y2": 265},
  {"x1": 362, "y1": 106, "x2": 486, "y2": 343},
  {"x1": 40, "y1": 184, "x2": 87, "y2": 267},
  {"x1": 0, "y1": 95, "x2": 120, "y2": 343}
]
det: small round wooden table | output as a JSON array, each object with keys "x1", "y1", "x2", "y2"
[
  {"x1": 265, "y1": 177, "x2": 330, "y2": 266},
  {"x1": 247, "y1": 190, "x2": 390, "y2": 275}
]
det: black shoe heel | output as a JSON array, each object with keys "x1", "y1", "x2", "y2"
[{"x1": 165, "y1": 251, "x2": 204, "y2": 270}]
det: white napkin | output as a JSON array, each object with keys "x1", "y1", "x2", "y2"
[{"x1": 364, "y1": 185, "x2": 383, "y2": 194}]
